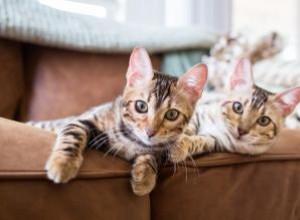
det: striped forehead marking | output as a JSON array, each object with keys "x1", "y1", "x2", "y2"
[
  {"x1": 251, "y1": 86, "x2": 274, "y2": 109},
  {"x1": 151, "y1": 72, "x2": 178, "y2": 109}
]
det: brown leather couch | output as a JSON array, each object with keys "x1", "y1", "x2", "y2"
[{"x1": 1, "y1": 38, "x2": 300, "y2": 220}]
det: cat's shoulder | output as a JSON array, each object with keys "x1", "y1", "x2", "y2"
[{"x1": 79, "y1": 96, "x2": 122, "y2": 118}]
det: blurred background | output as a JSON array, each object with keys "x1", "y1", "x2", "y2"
[
  {"x1": 39, "y1": 0, "x2": 298, "y2": 59},
  {"x1": 1, "y1": 0, "x2": 300, "y2": 122}
]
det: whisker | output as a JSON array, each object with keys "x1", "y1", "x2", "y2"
[
  {"x1": 95, "y1": 139, "x2": 110, "y2": 150},
  {"x1": 89, "y1": 136, "x2": 109, "y2": 149},
  {"x1": 188, "y1": 153, "x2": 199, "y2": 176},
  {"x1": 183, "y1": 159, "x2": 188, "y2": 183},
  {"x1": 104, "y1": 146, "x2": 117, "y2": 157}
]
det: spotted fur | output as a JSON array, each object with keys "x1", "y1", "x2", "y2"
[
  {"x1": 201, "y1": 31, "x2": 300, "y2": 128},
  {"x1": 30, "y1": 48, "x2": 208, "y2": 196},
  {"x1": 169, "y1": 59, "x2": 300, "y2": 163}
]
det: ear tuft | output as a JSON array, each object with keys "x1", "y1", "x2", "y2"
[
  {"x1": 126, "y1": 47, "x2": 153, "y2": 87},
  {"x1": 275, "y1": 86, "x2": 300, "y2": 117},
  {"x1": 178, "y1": 63, "x2": 208, "y2": 103},
  {"x1": 230, "y1": 58, "x2": 254, "y2": 92}
]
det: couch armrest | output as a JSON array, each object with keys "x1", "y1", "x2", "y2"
[
  {"x1": 186, "y1": 128, "x2": 300, "y2": 168},
  {"x1": 1, "y1": 118, "x2": 300, "y2": 219},
  {"x1": 152, "y1": 129, "x2": 300, "y2": 220},
  {"x1": 0, "y1": 118, "x2": 149, "y2": 220}
]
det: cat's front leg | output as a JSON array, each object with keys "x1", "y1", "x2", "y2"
[
  {"x1": 131, "y1": 154, "x2": 157, "y2": 196},
  {"x1": 169, "y1": 134, "x2": 215, "y2": 163},
  {"x1": 45, "y1": 120, "x2": 89, "y2": 183}
]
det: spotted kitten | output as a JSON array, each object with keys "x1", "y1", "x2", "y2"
[
  {"x1": 31, "y1": 48, "x2": 208, "y2": 196},
  {"x1": 169, "y1": 58, "x2": 300, "y2": 163}
]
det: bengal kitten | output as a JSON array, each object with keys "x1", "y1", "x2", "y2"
[
  {"x1": 169, "y1": 58, "x2": 300, "y2": 163},
  {"x1": 30, "y1": 48, "x2": 208, "y2": 196}
]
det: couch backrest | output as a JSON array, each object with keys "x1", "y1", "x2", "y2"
[
  {"x1": 0, "y1": 39, "x2": 23, "y2": 120},
  {"x1": 0, "y1": 39, "x2": 161, "y2": 121}
]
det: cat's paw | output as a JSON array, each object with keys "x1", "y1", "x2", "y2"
[
  {"x1": 45, "y1": 152, "x2": 83, "y2": 183},
  {"x1": 131, "y1": 155, "x2": 157, "y2": 196},
  {"x1": 168, "y1": 136, "x2": 189, "y2": 163}
]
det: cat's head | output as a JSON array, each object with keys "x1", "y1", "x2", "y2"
[
  {"x1": 121, "y1": 47, "x2": 207, "y2": 149},
  {"x1": 221, "y1": 58, "x2": 300, "y2": 154}
]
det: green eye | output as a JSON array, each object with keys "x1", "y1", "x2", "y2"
[
  {"x1": 232, "y1": 101, "x2": 243, "y2": 114},
  {"x1": 257, "y1": 116, "x2": 271, "y2": 127},
  {"x1": 165, "y1": 109, "x2": 179, "y2": 121},
  {"x1": 135, "y1": 100, "x2": 148, "y2": 113}
]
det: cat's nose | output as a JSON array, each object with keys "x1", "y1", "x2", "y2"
[
  {"x1": 238, "y1": 127, "x2": 249, "y2": 136},
  {"x1": 146, "y1": 129, "x2": 156, "y2": 138}
]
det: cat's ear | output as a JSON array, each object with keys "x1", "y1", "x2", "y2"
[
  {"x1": 274, "y1": 86, "x2": 300, "y2": 117},
  {"x1": 178, "y1": 63, "x2": 208, "y2": 103},
  {"x1": 229, "y1": 58, "x2": 254, "y2": 92},
  {"x1": 126, "y1": 47, "x2": 153, "y2": 87}
]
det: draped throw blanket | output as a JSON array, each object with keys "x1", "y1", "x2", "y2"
[{"x1": 0, "y1": 0, "x2": 216, "y2": 53}]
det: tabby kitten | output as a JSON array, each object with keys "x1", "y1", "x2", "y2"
[
  {"x1": 38, "y1": 48, "x2": 208, "y2": 196},
  {"x1": 169, "y1": 58, "x2": 300, "y2": 163},
  {"x1": 203, "y1": 31, "x2": 300, "y2": 129}
]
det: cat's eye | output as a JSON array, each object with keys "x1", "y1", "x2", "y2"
[
  {"x1": 135, "y1": 100, "x2": 148, "y2": 113},
  {"x1": 232, "y1": 101, "x2": 243, "y2": 114},
  {"x1": 257, "y1": 116, "x2": 271, "y2": 127},
  {"x1": 165, "y1": 109, "x2": 179, "y2": 121}
]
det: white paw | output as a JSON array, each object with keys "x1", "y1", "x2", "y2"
[{"x1": 45, "y1": 153, "x2": 83, "y2": 183}]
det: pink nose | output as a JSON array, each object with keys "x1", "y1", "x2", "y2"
[
  {"x1": 238, "y1": 127, "x2": 248, "y2": 136},
  {"x1": 146, "y1": 129, "x2": 156, "y2": 138}
]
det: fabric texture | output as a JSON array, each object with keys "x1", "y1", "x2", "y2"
[{"x1": 0, "y1": 0, "x2": 216, "y2": 53}]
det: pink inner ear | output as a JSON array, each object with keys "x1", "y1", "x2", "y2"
[
  {"x1": 126, "y1": 47, "x2": 153, "y2": 87},
  {"x1": 230, "y1": 58, "x2": 253, "y2": 91},
  {"x1": 275, "y1": 87, "x2": 300, "y2": 117},
  {"x1": 230, "y1": 78, "x2": 247, "y2": 90},
  {"x1": 275, "y1": 99, "x2": 293, "y2": 117},
  {"x1": 178, "y1": 64, "x2": 208, "y2": 103},
  {"x1": 128, "y1": 71, "x2": 141, "y2": 86}
]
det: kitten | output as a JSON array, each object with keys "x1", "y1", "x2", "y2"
[
  {"x1": 33, "y1": 47, "x2": 208, "y2": 196},
  {"x1": 169, "y1": 58, "x2": 300, "y2": 163},
  {"x1": 203, "y1": 32, "x2": 300, "y2": 129}
]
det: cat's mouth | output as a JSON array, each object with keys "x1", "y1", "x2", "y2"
[
  {"x1": 120, "y1": 121, "x2": 174, "y2": 150},
  {"x1": 137, "y1": 134, "x2": 176, "y2": 150},
  {"x1": 230, "y1": 130, "x2": 247, "y2": 141}
]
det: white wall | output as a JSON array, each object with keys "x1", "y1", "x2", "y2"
[
  {"x1": 124, "y1": 0, "x2": 232, "y2": 33},
  {"x1": 125, "y1": 0, "x2": 165, "y2": 26}
]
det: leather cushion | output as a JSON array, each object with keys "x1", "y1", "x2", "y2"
[
  {"x1": 20, "y1": 45, "x2": 161, "y2": 121},
  {"x1": 0, "y1": 39, "x2": 23, "y2": 119}
]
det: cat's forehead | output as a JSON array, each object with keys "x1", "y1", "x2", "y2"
[
  {"x1": 231, "y1": 86, "x2": 274, "y2": 107},
  {"x1": 249, "y1": 86, "x2": 274, "y2": 109},
  {"x1": 149, "y1": 72, "x2": 178, "y2": 109}
]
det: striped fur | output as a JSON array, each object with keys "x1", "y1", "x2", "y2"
[
  {"x1": 169, "y1": 59, "x2": 300, "y2": 163},
  {"x1": 201, "y1": 31, "x2": 300, "y2": 129},
  {"x1": 31, "y1": 48, "x2": 207, "y2": 196}
]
